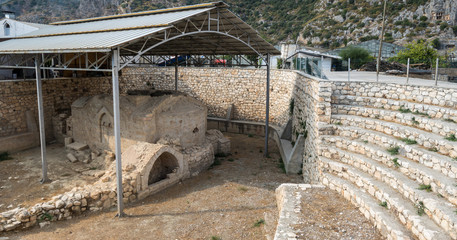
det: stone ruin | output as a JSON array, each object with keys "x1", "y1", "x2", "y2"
[
  {"x1": 0, "y1": 91, "x2": 230, "y2": 232},
  {"x1": 65, "y1": 90, "x2": 230, "y2": 196}
]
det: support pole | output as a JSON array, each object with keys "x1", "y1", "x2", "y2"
[
  {"x1": 406, "y1": 58, "x2": 410, "y2": 84},
  {"x1": 264, "y1": 53, "x2": 270, "y2": 157},
  {"x1": 376, "y1": 0, "x2": 387, "y2": 82},
  {"x1": 112, "y1": 49, "x2": 125, "y2": 218},
  {"x1": 348, "y1": 58, "x2": 351, "y2": 81},
  {"x1": 175, "y1": 55, "x2": 178, "y2": 91},
  {"x1": 35, "y1": 56, "x2": 50, "y2": 184},
  {"x1": 435, "y1": 57, "x2": 439, "y2": 86},
  {"x1": 320, "y1": 56, "x2": 324, "y2": 78}
]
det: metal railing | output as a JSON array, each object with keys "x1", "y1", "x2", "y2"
[{"x1": 329, "y1": 57, "x2": 457, "y2": 88}]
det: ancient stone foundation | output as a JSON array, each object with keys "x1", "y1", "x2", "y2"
[{"x1": 0, "y1": 129, "x2": 227, "y2": 232}]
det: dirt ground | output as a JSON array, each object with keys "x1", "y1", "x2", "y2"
[
  {"x1": 293, "y1": 188, "x2": 383, "y2": 240},
  {"x1": 0, "y1": 144, "x2": 99, "y2": 212},
  {"x1": 1, "y1": 133, "x2": 383, "y2": 240}
]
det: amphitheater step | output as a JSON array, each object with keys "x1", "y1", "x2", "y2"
[
  {"x1": 321, "y1": 135, "x2": 457, "y2": 205},
  {"x1": 332, "y1": 95, "x2": 457, "y2": 121},
  {"x1": 320, "y1": 157, "x2": 453, "y2": 240},
  {"x1": 321, "y1": 145, "x2": 457, "y2": 237},
  {"x1": 321, "y1": 173, "x2": 414, "y2": 240},
  {"x1": 333, "y1": 104, "x2": 457, "y2": 138},
  {"x1": 332, "y1": 114, "x2": 457, "y2": 158},
  {"x1": 329, "y1": 124, "x2": 457, "y2": 180}
]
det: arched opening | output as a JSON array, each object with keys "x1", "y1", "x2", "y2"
[
  {"x1": 148, "y1": 152, "x2": 179, "y2": 185},
  {"x1": 4, "y1": 23, "x2": 10, "y2": 36},
  {"x1": 99, "y1": 113, "x2": 113, "y2": 145}
]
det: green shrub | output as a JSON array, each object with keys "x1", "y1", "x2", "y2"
[
  {"x1": 387, "y1": 146, "x2": 400, "y2": 155},
  {"x1": 392, "y1": 158, "x2": 400, "y2": 167},
  {"x1": 253, "y1": 219, "x2": 265, "y2": 227},
  {"x1": 0, "y1": 152, "x2": 12, "y2": 162},
  {"x1": 445, "y1": 134, "x2": 457, "y2": 142},
  {"x1": 417, "y1": 201, "x2": 425, "y2": 216},
  {"x1": 339, "y1": 46, "x2": 374, "y2": 69},
  {"x1": 418, "y1": 184, "x2": 432, "y2": 192},
  {"x1": 400, "y1": 138, "x2": 417, "y2": 145},
  {"x1": 398, "y1": 105, "x2": 411, "y2": 113},
  {"x1": 428, "y1": 147, "x2": 438, "y2": 152},
  {"x1": 389, "y1": 40, "x2": 443, "y2": 67}
]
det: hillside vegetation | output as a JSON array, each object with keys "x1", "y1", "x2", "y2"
[{"x1": 0, "y1": 0, "x2": 451, "y2": 48}]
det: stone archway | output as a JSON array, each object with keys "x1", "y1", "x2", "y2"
[
  {"x1": 121, "y1": 142, "x2": 188, "y2": 199},
  {"x1": 147, "y1": 152, "x2": 179, "y2": 185}
]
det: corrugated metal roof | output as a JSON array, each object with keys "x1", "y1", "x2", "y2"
[
  {"x1": 0, "y1": 28, "x2": 166, "y2": 53},
  {"x1": 0, "y1": 1, "x2": 279, "y2": 55},
  {"x1": 51, "y1": 2, "x2": 223, "y2": 25},
  {"x1": 19, "y1": 7, "x2": 212, "y2": 38}
]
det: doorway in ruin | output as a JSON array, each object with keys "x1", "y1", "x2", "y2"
[
  {"x1": 148, "y1": 152, "x2": 179, "y2": 185},
  {"x1": 99, "y1": 113, "x2": 113, "y2": 146}
]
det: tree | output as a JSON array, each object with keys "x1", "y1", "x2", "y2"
[
  {"x1": 338, "y1": 46, "x2": 374, "y2": 69},
  {"x1": 389, "y1": 40, "x2": 442, "y2": 67},
  {"x1": 431, "y1": 38, "x2": 441, "y2": 49}
]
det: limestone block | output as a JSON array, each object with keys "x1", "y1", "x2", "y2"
[
  {"x1": 66, "y1": 142, "x2": 89, "y2": 151},
  {"x1": 66, "y1": 153, "x2": 78, "y2": 163},
  {"x1": 64, "y1": 137, "x2": 73, "y2": 146},
  {"x1": 217, "y1": 138, "x2": 231, "y2": 155}
]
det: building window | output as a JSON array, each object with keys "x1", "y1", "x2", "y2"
[
  {"x1": 4, "y1": 23, "x2": 10, "y2": 36},
  {"x1": 436, "y1": 12, "x2": 443, "y2": 20}
]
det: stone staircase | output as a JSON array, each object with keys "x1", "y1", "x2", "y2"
[{"x1": 319, "y1": 87, "x2": 457, "y2": 240}]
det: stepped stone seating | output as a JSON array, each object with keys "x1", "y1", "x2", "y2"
[{"x1": 320, "y1": 84, "x2": 457, "y2": 240}]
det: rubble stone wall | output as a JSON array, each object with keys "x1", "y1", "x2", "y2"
[
  {"x1": 289, "y1": 75, "x2": 332, "y2": 183},
  {"x1": 0, "y1": 78, "x2": 111, "y2": 140},
  {"x1": 119, "y1": 67, "x2": 297, "y2": 126},
  {"x1": 332, "y1": 81, "x2": 457, "y2": 108}
]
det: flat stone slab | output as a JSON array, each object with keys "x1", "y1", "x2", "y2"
[
  {"x1": 66, "y1": 142, "x2": 89, "y2": 151},
  {"x1": 274, "y1": 184, "x2": 325, "y2": 240}
]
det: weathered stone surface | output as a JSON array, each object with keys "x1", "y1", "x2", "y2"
[
  {"x1": 66, "y1": 142, "x2": 89, "y2": 151},
  {"x1": 66, "y1": 153, "x2": 78, "y2": 163}
]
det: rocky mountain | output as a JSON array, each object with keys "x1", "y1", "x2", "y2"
[{"x1": 1, "y1": 0, "x2": 455, "y2": 49}]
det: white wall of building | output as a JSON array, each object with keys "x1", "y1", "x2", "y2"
[
  {"x1": 0, "y1": 19, "x2": 45, "y2": 38},
  {"x1": 322, "y1": 58, "x2": 333, "y2": 72}
]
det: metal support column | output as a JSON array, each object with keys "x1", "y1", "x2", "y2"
[
  {"x1": 264, "y1": 53, "x2": 271, "y2": 157},
  {"x1": 112, "y1": 49, "x2": 125, "y2": 217},
  {"x1": 35, "y1": 56, "x2": 50, "y2": 184},
  {"x1": 406, "y1": 58, "x2": 410, "y2": 84},
  {"x1": 435, "y1": 58, "x2": 439, "y2": 86},
  {"x1": 175, "y1": 55, "x2": 178, "y2": 91}
]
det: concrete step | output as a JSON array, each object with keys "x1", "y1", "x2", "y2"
[
  {"x1": 321, "y1": 135, "x2": 457, "y2": 205},
  {"x1": 321, "y1": 145, "x2": 457, "y2": 237},
  {"x1": 320, "y1": 157, "x2": 453, "y2": 240},
  {"x1": 333, "y1": 104, "x2": 457, "y2": 138},
  {"x1": 329, "y1": 124, "x2": 457, "y2": 180},
  {"x1": 332, "y1": 95, "x2": 457, "y2": 121},
  {"x1": 332, "y1": 114, "x2": 457, "y2": 159},
  {"x1": 321, "y1": 173, "x2": 414, "y2": 240}
]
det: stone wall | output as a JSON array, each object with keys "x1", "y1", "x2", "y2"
[
  {"x1": 289, "y1": 74, "x2": 332, "y2": 183},
  {"x1": 0, "y1": 67, "x2": 296, "y2": 145},
  {"x1": 0, "y1": 78, "x2": 111, "y2": 141},
  {"x1": 331, "y1": 81, "x2": 457, "y2": 108},
  {"x1": 119, "y1": 67, "x2": 297, "y2": 126},
  {"x1": 0, "y1": 67, "x2": 327, "y2": 182}
]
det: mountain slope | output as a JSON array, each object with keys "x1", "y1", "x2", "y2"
[{"x1": 1, "y1": 0, "x2": 453, "y2": 48}]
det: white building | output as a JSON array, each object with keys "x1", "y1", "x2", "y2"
[
  {"x1": 0, "y1": 12, "x2": 49, "y2": 40},
  {"x1": 0, "y1": 11, "x2": 49, "y2": 79}
]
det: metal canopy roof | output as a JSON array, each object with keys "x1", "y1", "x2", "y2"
[
  {"x1": 0, "y1": 28, "x2": 166, "y2": 54},
  {"x1": 0, "y1": 2, "x2": 279, "y2": 56}
]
